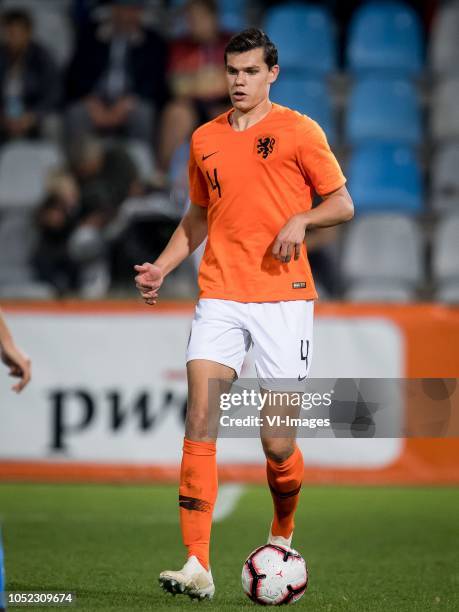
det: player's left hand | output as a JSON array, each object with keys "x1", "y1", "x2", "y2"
[
  {"x1": 1, "y1": 341, "x2": 31, "y2": 393},
  {"x1": 272, "y1": 214, "x2": 307, "y2": 263}
]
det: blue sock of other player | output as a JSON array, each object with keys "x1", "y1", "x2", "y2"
[{"x1": 0, "y1": 527, "x2": 6, "y2": 611}]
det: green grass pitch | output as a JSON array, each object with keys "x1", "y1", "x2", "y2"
[{"x1": 0, "y1": 483, "x2": 458, "y2": 611}]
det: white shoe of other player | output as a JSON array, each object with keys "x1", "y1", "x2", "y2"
[
  {"x1": 267, "y1": 521, "x2": 293, "y2": 550},
  {"x1": 159, "y1": 555, "x2": 215, "y2": 600}
]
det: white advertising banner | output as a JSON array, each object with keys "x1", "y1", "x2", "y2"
[{"x1": 0, "y1": 311, "x2": 403, "y2": 467}]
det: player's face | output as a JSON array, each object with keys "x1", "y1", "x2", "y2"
[{"x1": 225, "y1": 48, "x2": 279, "y2": 112}]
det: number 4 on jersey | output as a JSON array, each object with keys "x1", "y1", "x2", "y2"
[{"x1": 206, "y1": 168, "x2": 221, "y2": 198}]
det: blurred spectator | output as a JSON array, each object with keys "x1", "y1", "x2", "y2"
[
  {"x1": 65, "y1": 0, "x2": 167, "y2": 143},
  {"x1": 68, "y1": 135, "x2": 141, "y2": 296},
  {"x1": 34, "y1": 136, "x2": 140, "y2": 297},
  {"x1": 158, "y1": 0, "x2": 231, "y2": 174},
  {"x1": 33, "y1": 172, "x2": 80, "y2": 295},
  {"x1": 0, "y1": 9, "x2": 60, "y2": 142},
  {"x1": 67, "y1": 134, "x2": 139, "y2": 219}
]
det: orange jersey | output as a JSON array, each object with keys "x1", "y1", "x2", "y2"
[{"x1": 189, "y1": 103, "x2": 346, "y2": 302}]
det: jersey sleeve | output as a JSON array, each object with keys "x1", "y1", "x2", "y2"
[
  {"x1": 296, "y1": 117, "x2": 346, "y2": 196},
  {"x1": 188, "y1": 135, "x2": 210, "y2": 208}
]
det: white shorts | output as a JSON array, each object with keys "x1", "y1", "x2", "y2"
[{"x1": 186, "y1": 299, "x2": 314, "y2": 387}]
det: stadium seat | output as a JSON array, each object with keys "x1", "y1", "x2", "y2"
[
  {"x1": 432, "y1": 214, "x2": 459, "y2": 302},
  {"x1": 264, "y1": 3, "x2": 337, "y2": 75},
  {"x1": 0, "y1": 141, "x2": 62, "y2": 209},
  {"x1": 431, "y1": 144, "x2": 459, "y2": 215},
  {"x1": 347, "y1": 1, "x2": 423, "y2": 76},
  {"x1": 345, "y1": 77, "x2": 422, "y2": 145},
  {"x1": 342, "y1": 214, "x2": 423, "y2": 300},
  {"x1": 125, "y1": 140, "x2": 155, "y2": 183},
  {"x1": 217, "y1": 0, "x2": 248, "y2": 32},
  {"x1": 431, "y1": 78, "x2": 459, "y2": 143},
  {"x1": 217, "y1": 0, "x2": 246, "y2": 11},
  {"x1": 435, "y1": 284, "x2": 459, "y2": 304},
  {"x1": 219, "y1": 12, "x2": 247, "y2": 33},
  {"x1": 433, "y1": 213, "x2": 459, "y2": 303},
  {"x1": 270, "y1": 78, "x2": 336, "y2": 143},
  {"x1": 430, "y1": 0, "x2": 459, "y2": 76},
  {"x1": 32, "y1": 9, "x2": 74, "y2": 68},
  {"x1": 347, "y1": 144, "x2": 423, "y2": 214},
  {"x1": 0, "y1": 209, "x2": 55, "y2": 299},
  {"x1": 0, "y1": 211, "x2": 34, "y2": 283},
  {"x1": 345, "y1": 283, "x2": 416, "y2": 302},
  {"x1": 0, "y1": 282, "x2": 56, "y2": 299}
]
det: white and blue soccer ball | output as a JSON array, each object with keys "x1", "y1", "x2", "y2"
[{"x1": 241, "y1": 544, "x2": 308, "y2": 605}]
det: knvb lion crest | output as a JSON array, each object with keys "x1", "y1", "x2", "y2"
[{"x1": 255, "y1": 135, "x2": 276, "y2": 159}]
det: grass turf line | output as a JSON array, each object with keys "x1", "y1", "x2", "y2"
[{"x1": 0, "y1": 483, "x2": 458, "y2": 611}]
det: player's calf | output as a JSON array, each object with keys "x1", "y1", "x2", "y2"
[{"x1": 264, "y1": 444, "x2": 304, "y2": 545}]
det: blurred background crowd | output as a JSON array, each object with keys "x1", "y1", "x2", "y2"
[{"x1": 0, "y1": 0, "x2": 457, "y2": 302}]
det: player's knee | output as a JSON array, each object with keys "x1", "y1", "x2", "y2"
[{"x1": 262, "y1": 439, "x2": 296, "y2": 463}]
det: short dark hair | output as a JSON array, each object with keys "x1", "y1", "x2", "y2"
[
  {"x1": 1, "y1": 9, "x2": 33, "y2": 30},
  {"x1": 224, "y1": 28, "x2": 278, "y2": 69}
]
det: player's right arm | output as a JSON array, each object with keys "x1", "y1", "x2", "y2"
[{"x1": 134, "y1": 203, "x2": 208, "y2": 305}]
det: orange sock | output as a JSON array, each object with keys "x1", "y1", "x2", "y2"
[
  {"x1": 179, "y1": 437, "x2": 217, "y2": 571},
  {"x1": 266, "y1": 445, "x2": 304, "y2": 538}
]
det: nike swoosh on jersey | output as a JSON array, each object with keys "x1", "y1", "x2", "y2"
[
  {"x1": 202, "y1": 151, "x2": 218, "y2": 161},
  {"x1": 298, "y1": 375, "x2": 307, "y2": 381}
]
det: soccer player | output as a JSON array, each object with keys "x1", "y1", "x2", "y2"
[
  {"x1": 0, "y1": 307, "x2": 31, "y2": 392},
  {"x1": 134, "y1": 28, "x2": 353, "y2": 600}
]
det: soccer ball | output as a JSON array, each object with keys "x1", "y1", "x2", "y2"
[{"x1": 241, "y1": 544, "x2": 308, "y2": 605}]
